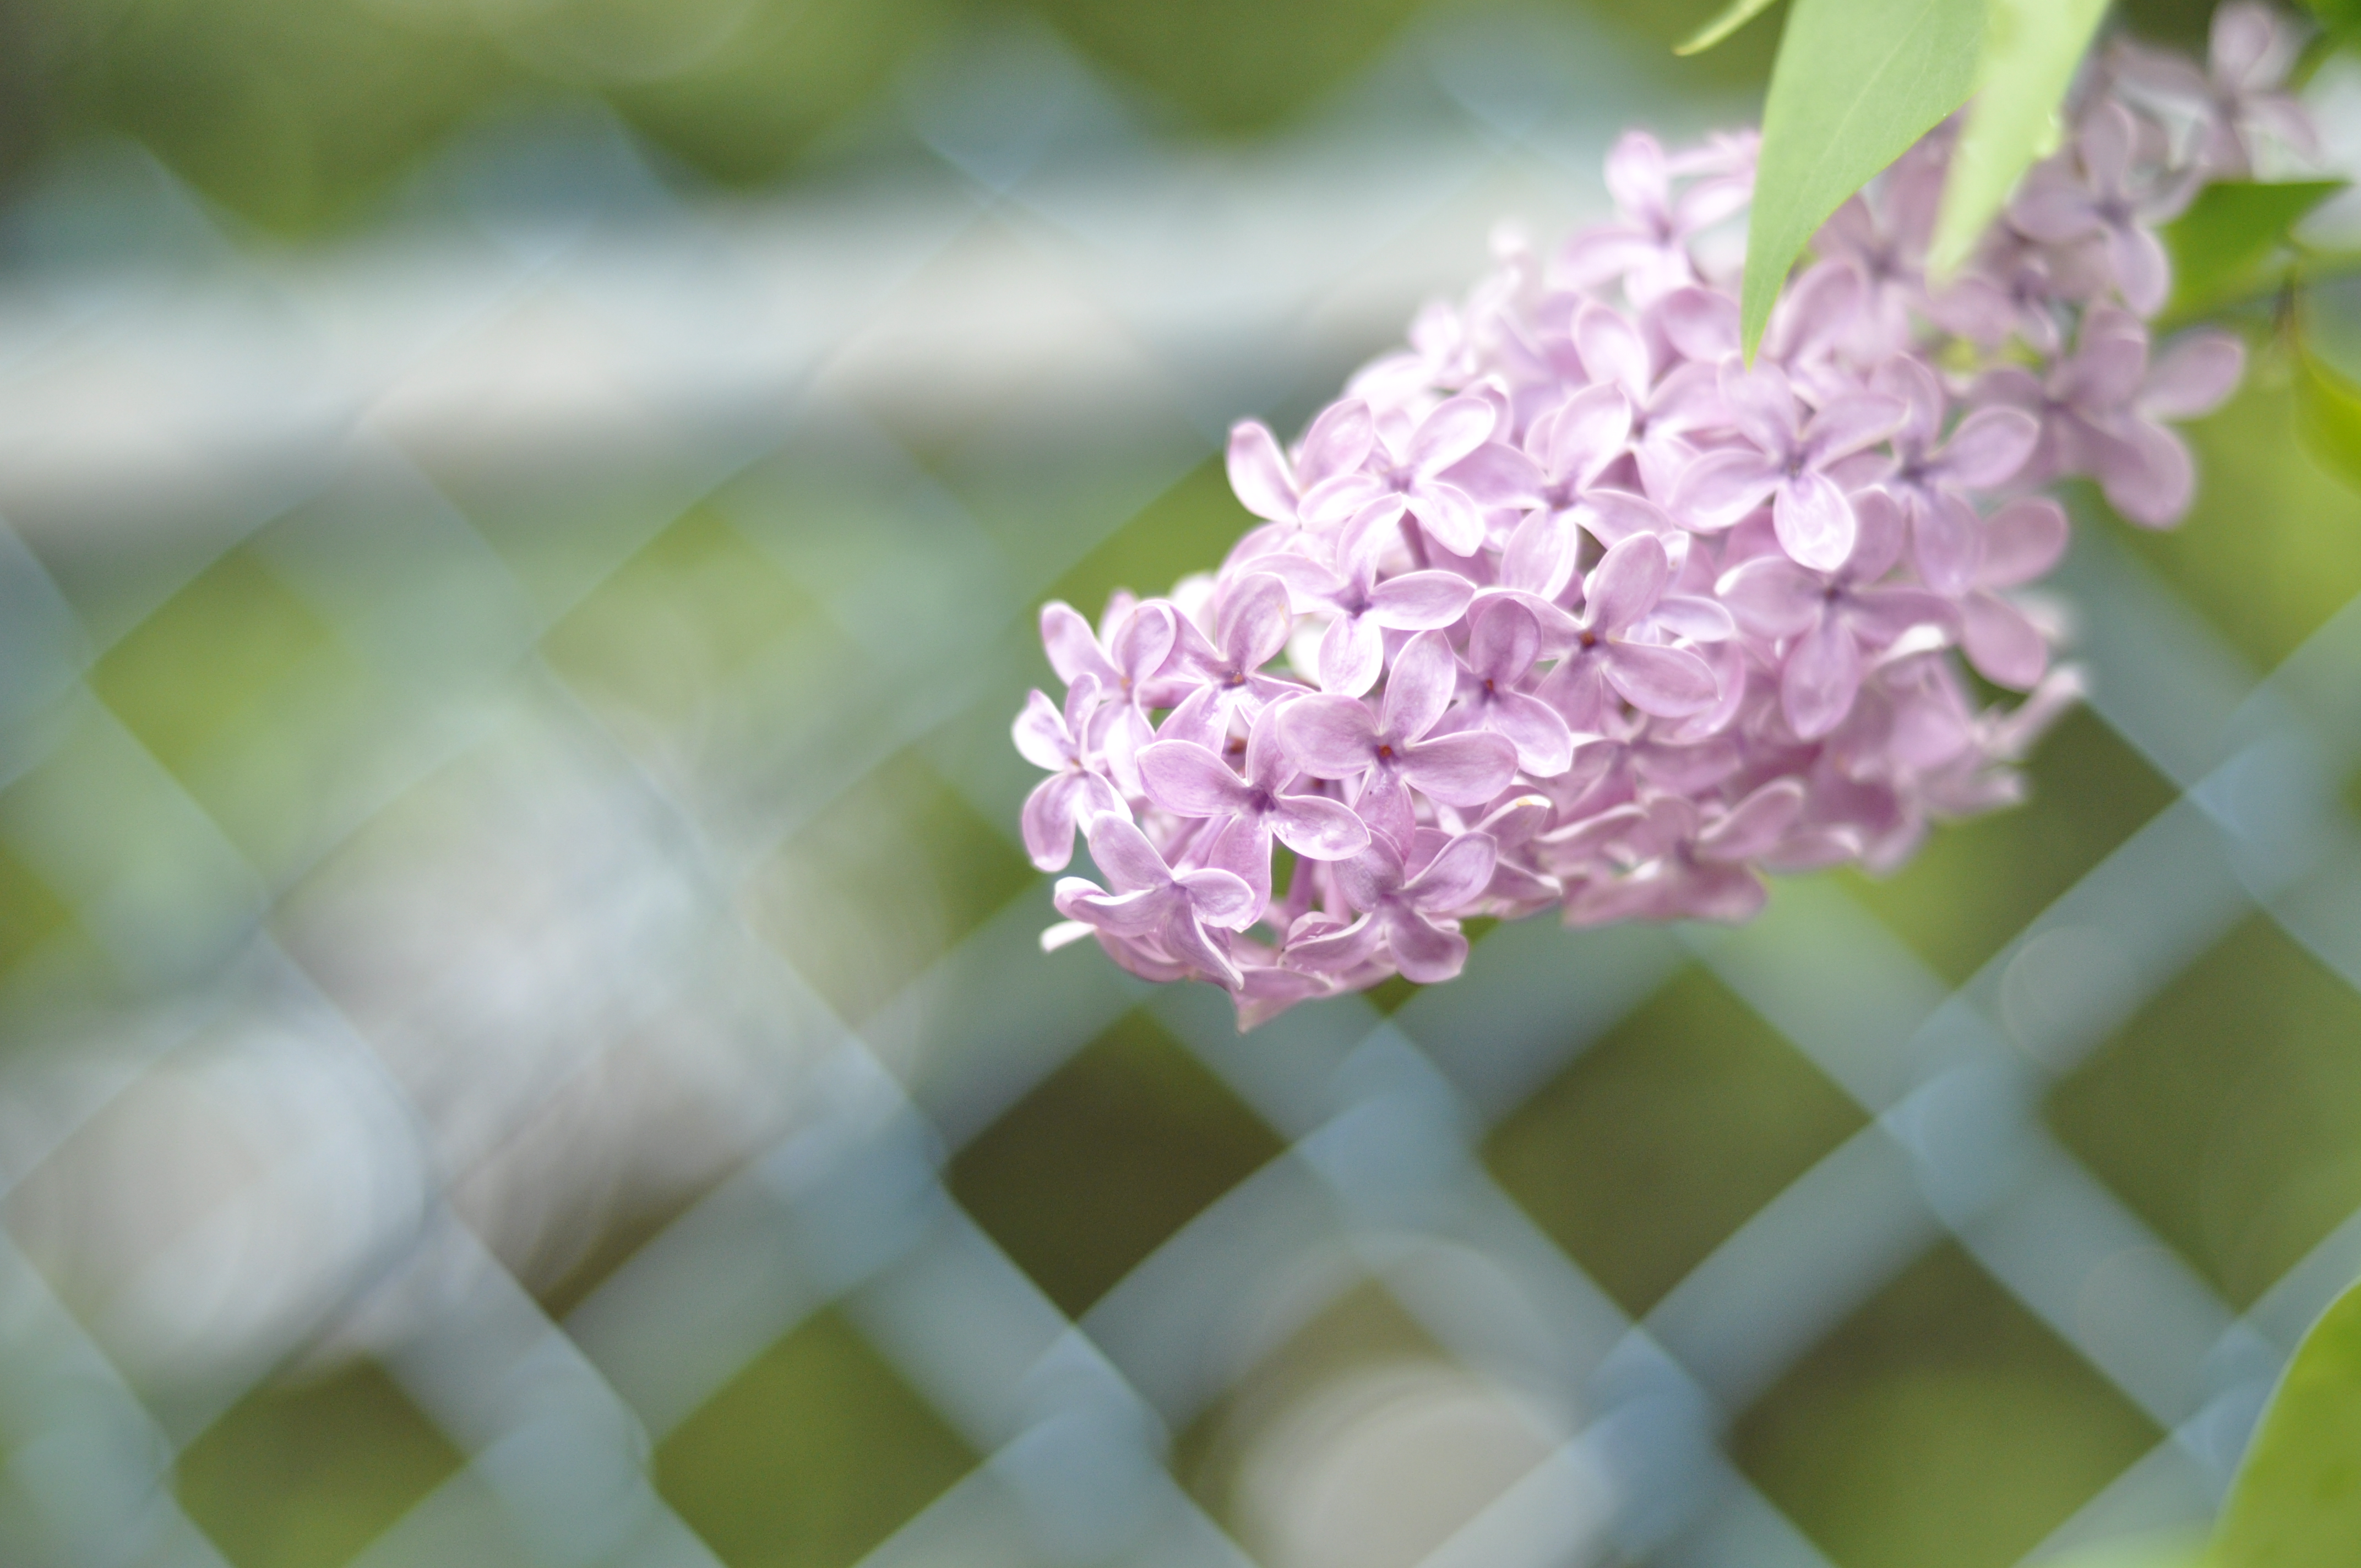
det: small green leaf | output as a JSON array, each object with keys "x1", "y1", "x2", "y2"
[
  {"x1": 1674, "y1": 0, "x2": 1782, "y2": 56},
  {"x1": 2214, "y1": 1275, "x2": 2361, "y2": 1564},
  {"x1": 2163, "y1": 180, "x2": 2349, "y2": 317},
  {"x1": 1927, "y1": 0, "x2": 2109, "y2": 279},
  {"x1": 2295, "y1": 345, "x2": 2361, "y2": 495},
  {"x1": 2298, "y1": 0, "x2": 2361, "y2": 46},
  {"x1": 1740, "y1": 0, "x2": 1984, "y2": 361}
]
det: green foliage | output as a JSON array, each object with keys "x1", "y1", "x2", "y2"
[
  {"x1": 2214, "y1": 1276, "x2": 2361, "y2": 1566},
  {"x1": 1739, "y1": 0, "x2": 1983, "y2": 360},
  {"x1": 2161, "y1": 181, "x2": 2350, "y2": 319},
  {"x1": 2297, "y1": 0, "x2": 2361, "y2": 46},
  {"x1": 1674, "y1": 0, "x2": 1783, "y2": 55},
  {"x1": 2295, "y1": 343, "x2": 2361, "y2": 495},
  {"x1": 1928, "y1": 0, "x2": 2109, "y2": 277}
]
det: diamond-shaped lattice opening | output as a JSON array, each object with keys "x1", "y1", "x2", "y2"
[
  {"x1": 1840, "y1": 708, "x2": 2180, "y2": 984},
  {"x1": 91, "y1": 548, "x2": 331, "y2": 778},
  {"x1": 543, "y1": 504, "x2": 847, "y2": 745},
  {"x1": 2110, "y1": 383, "x2": 2361, "y2": 671},
  {"x1": 1733, "y1": 1241, "x2": 2161, "y2": 1568},
  {"x1": 86, "y1": 545, "x2": 394, "y2": 875},
  {"x1": 1483, "y1": 965, "x2": 1865, "y2": 1316},
  {"x1": 2048, "y1": 912, "x2": 2361, "y2": 1306},
  {"x1": 945, "y1": 1008, "x2": 1285, "y2": 1317},
  {"x1": 655, "y1": 1307, "x2": 976, "y2": 1568},
  {"x1": 1040, "y1": 454, "x2": 1256, "y2": 625},
  {"x1": 1173, "y1": 1278, "x2": 1564, "y2": 1568},
  {"x1": 0, "y1": 835, "x2": 74, "y2": 981},
  {"x1": 176, "y1": 1360, "x2": 464, "y2": 1568},
  {"x1": 744, "y1": 745, "x2": 1033, "y2": 1024}
]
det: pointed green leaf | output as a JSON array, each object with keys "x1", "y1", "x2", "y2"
[
  {"x1": 2162, "y1": 179, "x2": 2350, "y2": 318},
  {"x1": 1675, "y1": 0, "x2": 1783, "y2": 56},
  {"x1": 1927, "y1": 0, "x2": 2110, "y2": 279},
  {"x1": 2295, "y1": 344, "x2": 2361, "y2": 496},
  {"x1": 2214, "y1": 1275, "x2": 2361, "y2": 1564},
  {"x1": 1740, "y1": 0, "x2": 1984, "y2": 361}
]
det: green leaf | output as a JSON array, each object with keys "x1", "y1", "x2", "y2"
[
  {"x1": 1927, "y1": 0, "x2": 2109, "y2": 279},
  {"x1": 2294, "y1": 344, "x2": 2361, "y2": 496},
  {"x1": 2213, "y1": 1274, "x2": 2361, "y2": 1564},
  {"x1": 2298, "y1": 0, "x2": 2361, "y2": 45},
  {"x1": 2162, "y1": 180, "x2": 2349, "y2": 318},
  {"x1": 1674, "y1": 0, "x2": 1782, "y2": 55},
  {"x1": 1740, "y1": 0, "x2": 1984, "y2": 361}
]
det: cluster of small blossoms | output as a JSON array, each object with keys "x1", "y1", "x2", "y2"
[{"x1": 1016, "y1": 5, "x2": 2319, "y2": 1027}]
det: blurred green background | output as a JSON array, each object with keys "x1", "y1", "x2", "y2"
[{"x1": 0, "y1": 3, "x2": 2357, "y2": 1568}]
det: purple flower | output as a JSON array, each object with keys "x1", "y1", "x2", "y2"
[
  {"x1": 1286, "y1": 831, "x2": 1499, "y2": 984},
  {"x1": 1671, "y1": 364, "x2": 1903, "y2": 570},
  {"x1": 1533, "y1": 532, "x2": 1726, "y2": 734},
  {"x1": 1138, "y1": 702, "x2": 1370, "y2": 908},
  {"x1": 1013, "y1": 674, "x2": 1129, "y2": 871},
  {"x1": 1053, "y1": 813, "x2": 1260, "y2": 990},
  {"x1": 1016, "y1": 61, "x2": 2275, "y2": 1022},
  {"x1": 1875, "y1": 357, "x2": 2041, "y2": 594},
  {"x1": 1717, "y1": 493, "x2": 1957, "y2": 739},
  {"x1": 1282, "y1": 630, "x2": 1519, "y2": 850},
  {"x1": 2110, "y1": 2, "x2": 2316, "y2": 178},
  {"x1": 2012, "y1": 101, "x2": 2191, "y2": 314}
]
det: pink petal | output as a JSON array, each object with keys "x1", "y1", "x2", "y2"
[
  {"x1": 1781, "y1": 616, "x2": 1862, "y2": 739},
  {"x1": 1139, "y1": 739, "x2": 1253, "y2": 818},
  {"x1": 1502, "y1": 508, "x2": 1579, "y2": 598},
  {"x1": 1602, "y1": 641, "x2": 1717, "y2": 716},
  {"x1": 1403, "y1": 830, "x2": 1497, "y2": 911},
  {"x1": 1719, "y1": 366, "x2": 1802, "y2": 453},
  {"x1": 1399, "y1": 731, "x2": 1519, "y2": 805},
  {"x1": 1547, "y1": 383, "x2": 1634, "y2": 484},
  {"x1": 1715, "y1": 557, "x2": 1823, "y2": 638},
  {"x1": 1407, "y1": 482, "x2": 1487, "y2": 556},
  {"x1": 1844, "y1": 587, "x2": 1958, "y2": 646},
  {"x1": 1603, "y1": 130, "x2": 1669, "y2": 220},
  {"x1": 1804, "y1": 395, "x2": 1906, "y2": 465},
  {"x1": 1084, "y1": 813, "x2": 1176, "y2": 893},
  {"x1": 1381, "y1": 630, "x2": 1462, "y2": 743},
  {"x1": 1218, "y1": 573, "x2": 1296, "y2": 668},
  {"x1": 1489, "y1": 690, "x2": 1575, "y2": 775},
  {"x1": 1576, "y1": 303, "x2": 1652, "y2": 395},
  {"x1": 2011, "y1": 173, "x2": 2101, "y2": 243},
  {"x1": 1653, "y1": 287, "x2": 1739, "y2": 365},
  {"x1": 1579, "y1": 489, "x2": 1680, "y2": 546},
  {"x1": 1846, "y1": 488, "x2": 1909, "y2": 579},
  {"x1": 2095, "y1": 418, "x2": 2195, "y2": 527},
  {"x1": 1441, "y1": 443, "x2": 1546, "y2": 508},
  {"x1": 1271, "y1": 793, "x2": 1371, "y2": 861},
  {"x1": 1281, "y1": 694, "x2": 1380, "y2": 777},
  {"x1": 1773, "y1": 471, "x2": 1857, "y2": 573},
  {"x1": 1938, "y1": 407, "x2": 2041, "y2": 488},
  {"x1": 1109, "y1": 601, "x2": 1178, "y2": 684},
  {"x1": 1320, "y1": 613, "x2": 1386, "y2": 698},
  {"x1": 1298, "y1": 400, "x2": 1377, "y2": 488},
  {"x1": 2081, "y1": 101, "x2": 2136, "y2": 191},
  {"x1": 1041, "y1": 601, "x2": 1114, "y2": 685},
  {"x1": 2141, "y1": 331, "x2": 2244, "y2": 421},
  {"x1": 1285, "y1": 912, "x2": 1385, "y2": 974},
  {"x1": 1024, "y1": 772, "x2": 1108, "y2": 872},
  {"x1": 1457, "y1": 601, "x2": 1533, "y2": 689},
  {"x1": 1013, "y1": 688, "x2": 1075, "y2": 771},
  {"x1": 1584, "y1": 532, "x2": 1672, "y2": 634},
  {"x1": 1370, "y1": 570, "x2": 1477, "y2": 630},
  {"x1": 2107, "y1": 223, "x2": 2172, "y2": 315},
  {"x1": 1647, "y1": 594, "x2": 1737, "y2": 643},
  {"x1": 1978, "y1": 497, "x2": 2069, "y2": 587},
  {"x1": 1178, "y1": 867, "x2": 1261, "y2": 930},
  {"x1": 1158, "y1": 906, "x2": 1245, "y2": 989},
  {"x1": 1696, "y1": 778, "x2": 1805, "y2": 863},
  {"x1": 1385, "y1": 910, "x2": 1470, "y2": 985},
  {"x1": 1156, "y1": 682, "x2": 1227, "y2": 752},
  {"x1": 1227, "y1": 421, "x2": 1297, "y2": 521},
  {"x1": 1054, "y1": 880, "x2": 1168, "y2": 936},
  {"x1": 1537, "y1": 653, "x2": 1613, "y2": 734},
  {"x1": 1962, "y1": 590, "x2": 2050, "y2": 689},
  {"x1": 1410, "y1": 396, "x2": 1498, "y2": 475},
  {"x1": 2213, "y1": 1, "x2": 2280, "y2": 88},
  {"x1": 1910, "y1": 491, "x2": 1983, "y2": 598},
  {"x1": 1669, "y1": 448, "x2": 1782, "y2": 527},
  {"x1": 2066, "y1": 309, "x2": 2152, "y2": 409}
]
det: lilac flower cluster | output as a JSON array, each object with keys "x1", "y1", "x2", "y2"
[{"x1": 1018, "y1": 9, "x2": 2314, "y2": 1027}]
